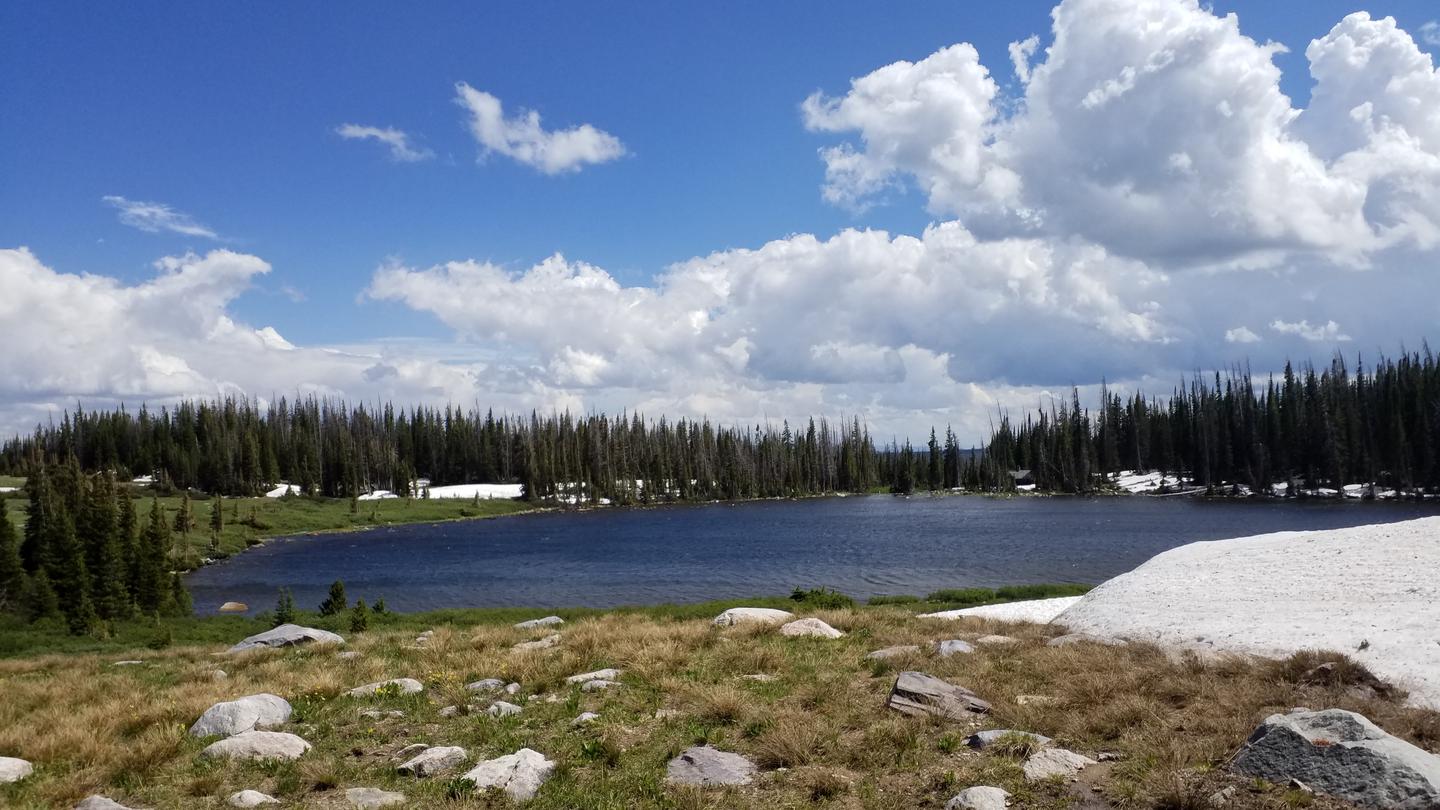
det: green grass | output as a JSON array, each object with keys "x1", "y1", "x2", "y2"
[{"x1": 0, "y1": 475, "x2": 26, "y2": 489}]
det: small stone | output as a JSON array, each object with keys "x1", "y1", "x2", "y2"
[
  {"x1": 572, "y1": 712, "x2": 600, "y2": 726},
  {"x1": 348, "y1": 678, "x2": 424, "y2": 697},
  {"x1": 866, "y1": 645, "x2": 921, "y2": 660},
  {"x1": 654, "y1": 708, "x2": 682, "y2": 720},
  {"x1": 218, "y1": 601, "x2": 249, "y2": 613},
  {"x1": 741, "y1": 673, "x2": 778, "y2": 682},
  {"x1": 461, "y1": 748, "x2": 556, "y2": 802},
  {"x1": 975, "y1": 634, "x2": 1018, "y2": 646},
  {"x1": 75, "y1": 798, "x2": 141, "y2": 810},
  {"x1": 437, "y1": 705, "x2": 464, "y2": 718},
  {"x1": 665, "y1": 745, "x2": 756, "y2": 786},
  {"x1": 1023, "y1": 747, "x2": 1097, "y2": 782},
  {"x1": 112, "y1": 660, "x2": 143, "y2": 666},
  {"x1": 512, "y1": 634, "x2": 561, "y2": 651},
  {"x1": 227, "y1": 790, "x2": 278, "y2": 807},
  {"x1": 208, "y1": 669, "x2": 228, "y2": 680},
  {"x1": 0, "y1": 756, "x2": 34, "y2": 783},
  {"x1": 398, "y1": 745, "x2": 467, "y2": 777},
  {"x1": 360, "y1": 710, "x2": 405, "y2": 721},
  {"x1": 504, "y1": 682, "x2": 522, "y2": 695},
  {"x1": 712, "y1": 607, "x2": 794, "y2": 626},
  {"x1": 1015, "y1": 694, "x2": 1058, "y2": 706},
  {"x1": 467, "y1": 678, "x2": 506, "y2": 692},
  {"x1": 344, "y1": 787, "x2": 405, "y2": 808},
  {"x1": 965, "y1": 729, "x2": 1052, "y2": 750},
  {"x1": 514, "y1": 615, "x2": 564, "y2": 629},
  {"x1": 946, "y1": 785, "x2": 1011, "y2": 810},
  {"x1": 935, "y1": 639, "x2": 976, "y2": 657},
  {"x1": 201, "y1": 730, "x2": 311, "y2": 762},
  {"x1": 566, "y1": 668, "x2": 622, "y2": 684},
  {"x1": 780, "y1": 617, "x2": 845, "y2": 638},
  {"x1": 395, "y1": 743, "x2": 429, "y2": 758},
  {"x1": 487, "y1": 701, "x2": 523, "y2": 717},
  {"x1": 337, "y1": 651, "x2": 362, "y2": 660},
  {"x1": 1207, "y1": 786, "x2": 1238, "y2": 807},
  {"x1": 189, "y1": 694, "x2": 293, "y2": 738}
]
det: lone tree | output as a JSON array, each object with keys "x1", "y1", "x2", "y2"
[
  {"x1": 273, "y1": 587, "x2": 296, "y2": 627},
  {"x1": 349, "y1": 598, "x2": 369, "y2": 633},
  {"x1": 318, "y1": 579, "x2": 347, "y2": 616}
]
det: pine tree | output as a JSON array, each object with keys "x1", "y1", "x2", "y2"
[
  {"x1": 349, "y1": 598, "x2": 369, "y2": 633},
  {"x1": 81, "y1": 473, "x2": 130, "y2": 620},
  {"x1": 318, "y1": 579, "x2": 347, "y2": 616},
  {"x1": 165, "y1": 572, "x2": 192, "y2": 617},
  {"x1": 372, "y1": 597, "x2": 386, "y2": 615},
  {"x1": 24, "y1": 569, "x2": 59, "y2": 620},
  {"x1": 273, "y1": 587, "x2": 296, "y2": 627},
  {"x1": 0, "y1": 497, "x2": 24, "y2": 613},
  {"x1": 135, "y1": 499, "x2": 171, "y2": 614},
  {"x1": 173, "y1": 492, "x2": 193, "y2": 535},
  {"x1": 209, "y1": 497, "x2": 224, "y2": 536}
]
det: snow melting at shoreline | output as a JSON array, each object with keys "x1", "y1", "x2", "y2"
[
  {"x1": 920, "y1": 596, "x2": 1082, "y2": 623},
  {"x1": 356, "y1": 483, "x2": 525, "y2": 500},
  {"x1": 1053, "y1": 517, "x2": 1440, "y2": 709}
]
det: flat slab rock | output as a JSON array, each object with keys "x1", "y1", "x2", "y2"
[
  {"x1": 966, "y1": 729, "x2": 1052, "y2": 750},
  {"x1": 345, "y1": 787, "x2": 405, "y2": 809},
  {"x1": 467, "y1": 678, "x2": 506, "y2": 692},
  {"x1": 201, "y1": 730, "x2": 311, "y2": 762},
  {"x1": 398, "y1": 745, "x2": 468, "y2": 777},
  {"x1": 946, "y1": 785, "x2": 1011, "y2": 810},
  {"x1": 866, "y1": 645, "x2": 921, "y2": 660},
  {"x1": 712, "y1": 607, "x2": 794, "y2": 626},
  {"x1": 0, "y1": 756, "x2": 33, "y2": 783},
  {"x1": 1023, "y1": 747, "x2": 1097, "y2": 782},
  {"x1": 513, "y1": 634, "x2": 561, "y2": 651},
  {"x1": 887, "y1": 671, "x2": 991, "y2": 720},
  {"x1": 461, "y1": 747, "x2": 556, "y2": 803},
  {"x1": 227, "y1": 624, "x2": 344, "y2": 653},
  {"x1": 348, "y1": 678, "x2": 424, "y2": 697},
  {"x1": 566, "y1": 668, "x2": 621, "y2": 684},
  {"x1": 666, "y1": 745, "x2": 757, "y2": 786},
  {"x1": 514, "y1": 615, "x2": 564, "y2": 629},
  {"x1": 935, "y1": 639, "x2": 976, "y2": 657},
  {"x1": 487, "y1": 700, "x2": 523, "y2": 716},
  {"x1": 189, "y1": 693, "x2": 292, "y2": 738},
  {"x1": 1230, "y1": 708, "x2": 1440, "y2": 809},
  {"x1": 227, "y1": 790, "x2": 278, "y2": 807},
  {"x1": 780, "y1": 617, "x2": 845, "y2": 638},
  {"x1": 75, "y1": 798, "x2": 146, "y2": 810}
]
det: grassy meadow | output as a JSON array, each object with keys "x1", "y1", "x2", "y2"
[{"x1": 2, "y1": 600, "x2": 1437, "y2": 809}]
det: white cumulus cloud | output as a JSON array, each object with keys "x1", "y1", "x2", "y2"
[
  {"x1": 454, "y1": 82, "x2": 626, "y2": 175},
  {"x1": 1225, "y1": 326, "x2": 1261, "y2": 344},
  {"x1": 1269, "y1": 319, "x2": 1352, "y2": 342}
]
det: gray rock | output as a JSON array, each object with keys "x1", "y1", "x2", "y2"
[
  {"x1": 337, "y1": 650, "x2": 362, "y2": 660},
  {"x1": 665, "y1": 745, "x2": 756, "y2": 786},
  {"x1": 395, "y1": 743, "x2": 429, "y2": 758},
  {"x1": 946, "y1": 786, "x2": 1011, "y2": 810},
  {"x1": 360, "y1": 710, "x2": 405, "y2": 720},
  {"x1": 975, "y1": 634, "x2": 1018, "y2": 646},
  {"x1": 112, "y1": 660, "x2": 143, "y2": 666},
  {"x1": 966, "y1": 729, "x2": 1052, "y2": 750},
  {"x1": 887, "y1": 671, "x2": 991, "y2": 720},
  {"x1": 741, "y1": 673, "x2": 778, "y2": 682},
  {"x1": 208, "y1": 669, "x2": 228, "y2": 680},
  {"x1": 200, "y1": 730, "x2": 311, "y2": 761},
  {"x1": 348, "y1": 678, "x2": 424, "y2": 697},
  {"x1": 513, "y1": 634, "x2": 561, "y2": 651},
  {"x1": 189, "y1": 693, "x2": 293, "y2": 738},
  {"x1": 1015, "y1": 694, "x2": 1057, "y2": 706},
  {"x1": 467, "y1": 678, "x2": 506, "y2": 692},
  {"x1": 487, "y1": 700, "x2": 523, "y2": 717},
  {"x1": 75, "y1": 798, "x2": 143, "y2": 810},
  {"x1": 219, "y1": 601, "x2": 249, "y2": 613},
  {"x1": 398, "y1": 745, "x2": 468, "y2": 777},
  {"x1": 566, "y1": 667, "x2": 622, "y2": 684},
  {"x1": 437, "y1": 705, "x2": 467, "y2": 718},
  {"x1": 1047, "y1": 633, "x2": 1126, "y2": 648},
  {"x1": 504, "y1": 682, "x2": 522, "y2": 695},
  {"x1": 461, "y1": 748, "x2": 556, "y2": 802},
  {"x1": 344, "y1": 787, "x2": 405, "y2": 808},
  {"x1": 514, "y1": 615, "x2": 564, "y2": 629},
  {"x1": 866, "y1": 645, "x2": 921, "y2": 660},
  {"x1": 1230, "y1": 709, "x2": 1440, "y2": 809},
  {"x1": 1208, "y1": 786, "x2": 1238, "y2": 807},
  {"x1": 226, "y1": 790, "x2": 278, "y2": 807},
  {"x1": 780, "y1": 617, "x2": 844, "y2": 638},
  {"x1": 935, "y1": 639, "x2": 976, "y2": 657},
  {"x1": 228, "y1": 624, "x2": 344, "y2": 653},
  {"x1": 1023, "y1": 747, "x2": 1097, "y2": 782},
  {"x1": 0, "y1": 756, "x2": 33, "y2": 783},
  {"x1": 712, "y1": 606, "x2": 794, "y2": 626},
  {"x1": 572, "y1": 711, "x2": 600, "y2": 726},
  {"x1": 581, "y1": 679, "x2": 619, "y2": 692}
]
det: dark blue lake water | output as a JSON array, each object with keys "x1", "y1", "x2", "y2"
[{"x1": 184, "y1": 495, "x2": 1440, "y2": 614}]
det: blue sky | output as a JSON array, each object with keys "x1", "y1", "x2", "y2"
[{"x1": 3, "y1": 0, "x2": 1440, "y2": 441}]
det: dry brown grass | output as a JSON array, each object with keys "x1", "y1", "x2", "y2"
[{"x1": 0, "y1": 609, "x2": 1436, "y2": 809}]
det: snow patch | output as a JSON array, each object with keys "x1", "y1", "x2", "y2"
[
  {"x1": 264, "y1": 483, "x2": 301, "y2": 498},
  {"x1": 1055, "y1": 517, "x2": 1440, "y2": 709}
]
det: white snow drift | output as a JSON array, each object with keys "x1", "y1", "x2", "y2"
[{"x1": 1054, "y1": 517, "x2": 1440, "y2": 708}]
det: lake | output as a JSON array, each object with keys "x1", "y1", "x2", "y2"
[{"x1": 184, "y1": 495, "x2": 1440, "y2": 614}]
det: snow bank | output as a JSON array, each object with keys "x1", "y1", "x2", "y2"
[
  {"x1": 920, "y1": 596, "x2": 1082, "y2": 623},
  {"x1": 0, "y1": 486, "x2": 16, "y2": 494},
  {"x1": 1054, "y1": 517, "x2": 1440, "y2": 708},
  {"x1": 264, "y1": 483, "x2": 300, "y2": 498},
  {"x1": 357, "y1": 483, "x2": 524, "y2": 500}
]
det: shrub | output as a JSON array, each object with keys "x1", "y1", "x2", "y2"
[
  {"x1": 273, "y1": 588, "x2": 296, "y2": 627},
  {"x1": 318, "y1": 580, "x2": 347, "y2": 616},
  {"x1": 349, "y1": 599, "x2": 369, "y2": 634},
  {"x1": 867, "y1": 594, "x2": 919, "y2": 606},
  {"x1": 789, "y1": 587, "x2": 856, "y2": 609},
  {"x1": 923, "y1": 587, "x2": 995, "y2": 605}
]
